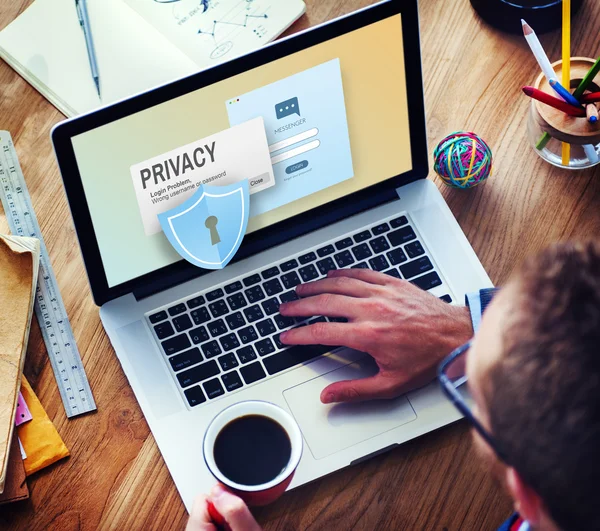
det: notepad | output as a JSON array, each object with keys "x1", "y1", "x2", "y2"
[{"x1": 0, "y1": 0, "x2": 306, "y2": 117}]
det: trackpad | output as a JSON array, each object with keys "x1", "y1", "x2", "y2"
[{"x1": 283, "y1": 356, "x2": 417, "y2": 460}]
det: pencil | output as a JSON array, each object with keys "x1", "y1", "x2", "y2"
[
  {"x1": 561, "y1": 0, "x2": 571, "y2": 165},
  {"x1": 573, "y1": 57, "x2": 600, "y2": 100},
  {"x1": 522, "y1": 86, "x2": 586, "y2": 116},
  {"x1": 521, "y1": 20, "x2": 557, "y2": 83},
  {"x1": 586, "y1": 103, "x2": 599, "y2": 123},
  {"x1": 581, "y1": 92, "x2": 600, "y2": 104}
]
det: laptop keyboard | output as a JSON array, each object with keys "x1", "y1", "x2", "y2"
[{"x1": 147, "y1": 213, "x2": 453, "y2": 409}]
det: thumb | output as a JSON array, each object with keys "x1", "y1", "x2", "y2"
[
  {"x1": 210, "y1": 485, "x2": 262, "y2": 531},
  {"x1": 320, "y1": 373, "x2": 401, "y2": 404}
]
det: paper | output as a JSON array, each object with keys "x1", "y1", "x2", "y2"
[
  {"x1": 15, "y1": 392, "x2": 32, "y2": 427},
  {"x1": 0, "y1": 235, "x2": 40, "y2": 494}
]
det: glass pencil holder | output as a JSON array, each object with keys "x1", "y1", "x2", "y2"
[{"x1": 527, "y1": 57, "x2": 600, "y2": 170}]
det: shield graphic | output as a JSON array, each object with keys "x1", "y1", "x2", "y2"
[{"x1": 158, "y1": 180, "x2": 250, "y2": 270}]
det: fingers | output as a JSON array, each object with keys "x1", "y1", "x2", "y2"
[
  {"x1": 327, "y1": 268, "x2": 392, "y2": 285},
  {"x1": 186, "y1": 494, "x2": 215, "y2": 531},
  {"x1": 210, "y1": 485, "x2": 262, "y2": 531},
  {"x1": 280, "y1": 293, "x2": 362, "y2": 319},
  {"x1": 320, "y1": 373, "x2": 403, "y2": 404},
  {"x1": 295, "y1": 276, "x2": 383, "y2": 299},
  {"x1": 281, "y1": 321, "x2": 365, "y2": 351}
]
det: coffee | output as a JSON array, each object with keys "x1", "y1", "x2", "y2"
[{"x1": 213, "y1": 414, "x2": 291, "y2": 486}]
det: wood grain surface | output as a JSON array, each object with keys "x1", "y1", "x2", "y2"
[{"x1": 1, "y1": 0, "x2": 600, "y2": 529}]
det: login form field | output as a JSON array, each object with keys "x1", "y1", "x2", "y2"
[{"x1": 226, "y1": 58, "x2": 354, "y2": 217}]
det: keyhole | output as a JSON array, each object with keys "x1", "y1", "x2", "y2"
[{"x1": 205, "y1": 215, "x2": 221, "y2": 246}]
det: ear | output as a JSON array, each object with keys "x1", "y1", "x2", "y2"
[{"x1": 505, "y1": 467, "x2": 543, "y2": 526}]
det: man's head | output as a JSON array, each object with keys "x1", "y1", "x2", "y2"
[{"x1": 467, "y1": 241, "x2": 600, "y2": 531}]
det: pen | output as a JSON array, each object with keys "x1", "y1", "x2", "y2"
[
  {"x1": 75, "y1": 0, "x2": 101, "y2": 98},
  {"x1": 522, "y1": 87, "x2": 586, "y2": 117},
  {"x1": 549, "y1": 79, "x2": 581, "y2": 108}
]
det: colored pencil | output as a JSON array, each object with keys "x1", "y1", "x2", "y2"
[
  {"x1": 573, "y1": 57, "x2": 600, "y2": 100},
  {"x1": 561, "y1": 0, "x2": 571, "y2": 165},
  {"x1": 550, "y1": 79, "x2": 580, "y2": 107},
  {"x1": 522, "y1": 86, "x2": 586, "y2": 116},
  {"x1": 581, "y1": 92, "x2": 600, "y2": 104},
  {"x1": 583, "y1": 144, "x2": 599, "y2": 164},
  {"x1": 586, "y1": 103, "x2": 599, "y2": 123},
  {"x1": 521, "y1": 20, "x2": 557, "y2": 83}
]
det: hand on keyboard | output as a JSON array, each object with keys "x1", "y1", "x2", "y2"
[
  {"x1": 186, "y1": 484, "x2": 261, "y2": 531},
  {"x1": 279, "y1": 268, "x2": 473, "y2": 404}
]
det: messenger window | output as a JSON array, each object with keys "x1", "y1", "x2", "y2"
[{"x1": 226, "y1": 58, "x2": 354, "y2": 218}]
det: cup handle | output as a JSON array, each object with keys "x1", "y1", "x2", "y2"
[{"x1": 207, "y1": 501, "x2": 232, "y2": 531}]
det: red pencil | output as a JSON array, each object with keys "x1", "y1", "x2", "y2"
[
  {"x1": 581, "y1": 92, "x2": 600, "y2": 104},
  {"x1": 522, "y1": 86, "x2": 586, "y2": 117}
]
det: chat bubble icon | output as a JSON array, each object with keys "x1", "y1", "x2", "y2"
[{"x1": 275, "y1": 97, "x2": 301, "y2": 119}]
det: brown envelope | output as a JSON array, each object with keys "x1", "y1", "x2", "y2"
[{"x1": 0, "y1": 432, "x2": 29, "y2": 505}]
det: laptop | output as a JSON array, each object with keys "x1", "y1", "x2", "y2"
[{"x1": 51, "y1": 0, "x2": 492, "y2": 511}]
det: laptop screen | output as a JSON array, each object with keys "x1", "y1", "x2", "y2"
[{"x1": 70, "y1": 13, "x2": 412, "y2": 288}]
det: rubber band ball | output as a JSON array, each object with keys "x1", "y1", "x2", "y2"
[{"x1": 433, "y1": 132, "x2": 493, "y2": 189}]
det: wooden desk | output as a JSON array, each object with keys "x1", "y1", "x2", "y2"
[{"x1": 1, "y1": 0, "x2": 599, "y2": 528}]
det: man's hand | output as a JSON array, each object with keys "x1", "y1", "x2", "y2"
[
  {"x1": 186, "y1": 485, "x2": 261, "y2": 531},
  {"x1": 279, "y1": 269, "x2": 472, "y2": 404}
]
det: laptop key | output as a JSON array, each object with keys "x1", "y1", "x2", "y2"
[
  {"x1": 281, "y1": 271, "x2": 301, "y2": 289},
  {"x1": 261, "y1": 266, "x2": 280, "y2": 280},
  {"x1": 317, "y1": 257, "x2": 336, "y2": 275},
  {"x1": 280, "y1": 259, "x2": 298, "y2": 272},
  {"x1": 298, "y1": 252, "x2": 316, "y2": 265},
  {"x1": 236, "y1": 345, "x2": 257, "y2": 364},
  {"x1": 368, "y1": 255, "x2": 390, "y2": 272},
  {"x1": 184, "y1": 386, "x2": 206, "y2": 407},
  {"x1": 191, "y1": 307, "x2": 211, "y2": 325},
  {"x1": 405, "y1": 240, "x2": 425, "y2": 259},
  {"x1": 264, "y1": 278, "x2": 283, "y2": 297},
  {"x1": 162, "y1": 334, "x2": 191, "y2": 356},
  {"x1": 154, "y1": 321, "x2": 174, "y2": 340},
  {"x1": 222, "y1": 371, "x2": 243, "y2": 392},
  {"x1": 317, "y1": 244, "x2": 335, "y2": 257},
  {"x1": 299, "y1": 264, "x2": 319, "y2": 282},
  {"x1": 206, "y1": 288, "x2": 224, "y2": 302},
  {"x1": 400, "y1": 257, "x2": 433, "y2": 280},
  {"x1": 411, "y1": 271, "x2": 442, "y2": 291},
  {"x1": 225, "y1": 312, "x2": 246, "y2": 330},
  {"x1": 224, "y1": 281, "x2": 243, "y2": 294},
  {"x1": 387, "y1": 248, "x2": 408, "y2": 265},
  {"x1": 240, "y1": 362, "x2": 266, "y2": 384},
  {"x1": 370, "y1": 236, "x2": 390, "y2": 254},
  {"x1": 207, "y1": 319, "x2": 227, "y2": 338},
  {"x1": 390, "y1": 215, "x2": 408, "y2": 228},
  {"x1": 388, "y1": 226, "x2": 417, "y2": 247},
  {"x1": 262, "y1": 297, "x2": 280, "y2": 316},
  {"x1": 335, "y1": 237, "x2": 354, "y2": 250},
  {"x1": 243, "y1": 305, "x2": 264, "y2": 323},
  {"x1": 173, "y1": 314, "x2": 193, "y2": 333},
  {"x1": 280, "y1": 290, "x2": 299, "y2": 303},
  {"x1": 186, "y1": 296, "x2": 205, "y2": 309},
  {"x1": 255, "y1": 338, "x2": 276, "y2": 357},
  {"x1": 201, "y1": 340, "x2": 222, "y2": 359},
  {"x1": 256, "y1": 318, "x2": 277, "y2": 337},
  {"x1": 273, "y1": 333, "x2": 285, "y2": 350},
  {"x1": 263, "y1": 344, "x2": 333, "y2": 375},
  {"x1": 308, "y1": 316, "x2": 327, "y2": 325},
  {"x1": 203, "y1": 378, "x2": 225, "y2": 399},
  {"x1": 384, "y1": 268, "x2": 402, "y2": 279},
  {"x1": 219, "y1": 333, "x2": 240, "y2": 352},
  {"x1": 238, "y1": 325, "x2": 259, "y2": 344},
  {"x1": 334, "y1": 250, "x2": 355, "y2": 268},
  {"x1": 352, "y1": 262, "x2": 368, "y2": 269},
  {"x1": 351, "y1": 243, "x2": 372, "y2": 261},
  {"x1": 189, "y1": 326, "x2": 210, "y2": 344},
  {"x1": 440, "y1": 294, "x2": 453, "y2": 303},
  {"x1": 149, "y1": 310, "x2": 168, "y2": 324},
  {"x1": 168, "y1": 303, "x2": 186, "y2": 317},
  {"x1": 169, "y1": 347, "x2": 203, "y2": 372},
  {"x1": 274, "y1": 314, "x2": 295, "y2": 330},
  {"x1": 353, "y1": 230, "x2": 371, "y2": 243},
  {"x1": 209, "y1": 299, "x2": 228, "y2": 318},
  {"x1": 243, "y1": 274, "x2": 261, "y2": 287},
  {"x1": 227, "y1": 292, "x2": 247, "y2": 310},
  {"x1": 372, "y1": 222, "x2": 390, "y2": 235},
  {"x1": 245, "y1": 285, "x2": 266, "y2": 303},
  {"x1": 177, "y1": 359, "x2": 220, "y2": 387},
  {"x1": 328, "y1": 317, "x2": 348, "y2": 323},
  {"x1": 218, "y1": 353, "x2": 239, "y2": 371}
]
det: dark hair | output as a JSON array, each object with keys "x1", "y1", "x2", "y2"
[{"x1": 486, "y1": 241, "x2": 600, "y2": 531}]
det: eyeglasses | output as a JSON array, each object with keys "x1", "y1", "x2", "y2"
[{"x1": 437, "y1": 340, "x2": 508, "y2": 463}]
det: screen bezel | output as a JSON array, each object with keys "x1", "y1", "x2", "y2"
[{"x1": 51, "y1": 0, "x2": 427, "y2": 306}]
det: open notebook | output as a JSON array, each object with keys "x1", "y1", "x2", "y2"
[{"x1": 0, "y1": 0, "x2": 305, "y2": 117}]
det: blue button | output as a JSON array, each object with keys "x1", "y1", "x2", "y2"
[{"x1": 285, "y1": 160, "x2": 309, "y2": 174}]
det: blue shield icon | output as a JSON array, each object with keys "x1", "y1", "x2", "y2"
[{"x1": 158, "y1": 181, "x2": 249, "y2": 270}]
